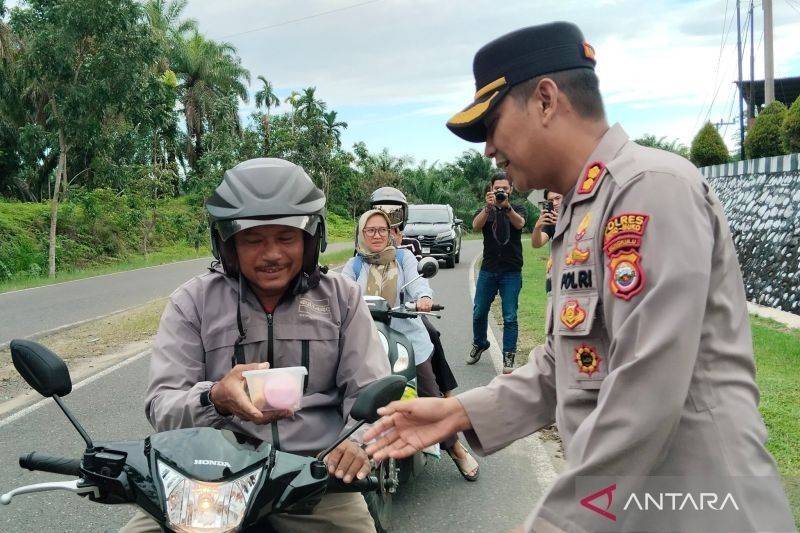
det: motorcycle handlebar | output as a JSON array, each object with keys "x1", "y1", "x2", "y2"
[
  {"x1": 430, "y1": 304, "x2": 444, "y2": 311},
  {"x1": 326, "y1": 475, "x2": 378, "y2": 493},
  {"x1": 19, "y1": 452, "x2": 81, "y2": 477}
]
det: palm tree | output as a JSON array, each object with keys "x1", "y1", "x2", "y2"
[
  {"x1": 297, "y1": 86, "x2": 326, "y2": 121},
  {"x1": 143, "y1": 0, "x2": 197, "y2": 70},
  {"x1": 284, "y1": 90, "x2": 300, "y2": 135},
  {"x1": 172, "y1": 31, "x2": 250, "y2": 168},
  {"x1": 0, "y1": 0, "x2": 17, "y2": 66},
  {"x1": 254, "y1": 75, "x2": 280, "y2": 155},
  {"x1": 321, "y1": 110, "x2": 347, "y2": 150}
]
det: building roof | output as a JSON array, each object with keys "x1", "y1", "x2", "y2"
[{"x1": 736, "y1": 76, "x2": 800, "y2": 115}]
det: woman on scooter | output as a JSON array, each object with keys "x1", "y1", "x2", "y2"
[{"x1": 342, "y1": 209, "x2": 480, "y2": 482}]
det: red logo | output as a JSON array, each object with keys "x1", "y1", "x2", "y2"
[{"x1": 580, "y1": 483, "x2": 617, "y2": 521}]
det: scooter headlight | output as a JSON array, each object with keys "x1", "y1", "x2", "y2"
[
  {"x1": 393, "y1": 343, "x2": 410, "y2": 373},
  {"x1": 158, "y1": 460, "x2": 261, "y2": 533}
]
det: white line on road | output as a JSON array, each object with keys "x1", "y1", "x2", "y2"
[
  {"x1": 0, "y1": 349, "x2": 150, "y2": 429},
  {"x1": 468, "y1": 253, "x2": 559, "y2": 488}
]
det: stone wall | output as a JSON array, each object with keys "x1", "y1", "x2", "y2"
[{"x1": 700, "y1": 154, "x2": 800, "y2": 315}]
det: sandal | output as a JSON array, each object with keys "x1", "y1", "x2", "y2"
[{"x1": 447, "y1": 443, "x2": 480, "y2": 482}]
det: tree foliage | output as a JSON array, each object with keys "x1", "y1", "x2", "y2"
[
  {"x1": 744, "y1": 101, "x2": 788, "y2": 159},
  {"x1": 634, "y1": 134, "x2": 689, "y2": 159},
  {"x1": 782, "y1": 95, "x2": 800, "y2": 154},
  {"x1": 690, "y1": 122, "x2": 730, "y2": 167}
]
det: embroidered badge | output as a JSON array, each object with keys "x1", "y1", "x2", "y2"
[
  {"x1": 575, "y1": 345, "x2": 601, "y2": 376},
  {"x1": 560, "y1": 299, "x2": 587, "y2": 330},
  {"x1": 583, "y1": 42, "x2": 596, "y2": 61},
  {"x1": 546, "y1": 256, "x2": 553, "y2": 274},
  {"x1": 578, "y1": 161, "x2": 605, "y2": 195},
  {"x1": 603, "y1": 213, "x2": 649, "y2": 254},
  {"x1": 561, "y1": 269, "x2": 593, "y2": 290},
  {"x1": 608, "y1": 250, "x2": 645, "y2": 300},
  {"x1": 565, "y1": 245, "x2": 590, "y2": 266},
  {"x1": 575, "y1": 212, "x2": 591, "y2": 241}
]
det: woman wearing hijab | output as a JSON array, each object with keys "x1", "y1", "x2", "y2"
[{"x1": 342, "y1": 209, "x2": 480, "y2": 481}]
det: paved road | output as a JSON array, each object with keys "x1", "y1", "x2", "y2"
[
  {"x1": 0, "y1": 240, "x2": 551, "y2": 532},
  {"x1": 0, "y1": 242, "x2": 353, "y2": 347}
]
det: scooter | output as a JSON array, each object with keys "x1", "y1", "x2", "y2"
[
  {"x1": 1, "y1": 339, "x2": 406, "y2": 532},
  {"x1": 361, "y1": 257, "x2": 444, "y2": 532}
]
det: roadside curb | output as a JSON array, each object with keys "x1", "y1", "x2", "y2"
[
  {"x1": 747, "y1": 302, "x2": 800, "y2": 329},
  {"x1": 468, "y1": 253, "x2": 561, "y2": 487}
]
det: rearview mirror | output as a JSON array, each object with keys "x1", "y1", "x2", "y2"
[
  {"x1": 10, "y1": 339, "x2": 72, "y2": 397},
  {"x1": 417, "y1": 257, "x2": 438, "y2": 279},
  {"x1": 453, "y1": 218, "x2": 463, "y2": 225},
  {"x1": 349, "y1": 375, "x2": 407, "y2": 423}
]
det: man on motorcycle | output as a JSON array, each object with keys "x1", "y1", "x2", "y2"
[{"x1": 121, "y1": 158, "x2": 389, "y2": 533}]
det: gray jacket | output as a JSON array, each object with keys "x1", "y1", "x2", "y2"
[
  {"x1": 458, "y1": 124, "x2": 794, "y2": 532},
  {"x1": 146, "y1": 266, "x2": 390, "y2": 456}
]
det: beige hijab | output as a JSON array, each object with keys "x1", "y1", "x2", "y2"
[{"x1": 356, "y1": 210, "x2": 398, "y2": 306}]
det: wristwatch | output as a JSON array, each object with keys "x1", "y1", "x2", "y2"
[{"x1": 200, "y1": 383, "x2": 216, "y2": 408}]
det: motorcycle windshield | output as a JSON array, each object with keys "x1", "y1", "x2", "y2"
[{"x1": 150, "y1": 428, "x2": 272, "y2": 481}]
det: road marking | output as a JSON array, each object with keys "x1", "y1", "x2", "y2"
[
  {"x1": 469, "y1": 253, "x2": 559, "y2": 487},
  {"x1": 0, "y1": 349, "x2": 150, "y2": 429}
]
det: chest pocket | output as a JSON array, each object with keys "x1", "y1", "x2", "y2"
[
  {"x1": 273, "y1": 322, "x2": 340, "y2": 394},
  {"x1": 555, "y1": 292, "x2": 608, "y2": 390},
  {"x1": 203, "y1": 327, "x2": 268, "y2": 373}
]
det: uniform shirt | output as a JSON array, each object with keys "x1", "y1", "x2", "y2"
[
  {"x1": 146, "y1": 267, "x2": 390, "y2": 457},
  {"x1": 476, "y1": 204, "x2": 528, "y2": 272},
  {"x1": 458, "y1": 124, "x2": 794, "y2": 532}
]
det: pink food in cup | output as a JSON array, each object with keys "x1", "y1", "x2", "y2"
[{"x1": 263, "y1": 374, "x2": 301, "y2": 410}]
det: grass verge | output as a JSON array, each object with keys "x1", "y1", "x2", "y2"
[{"x1": 507, "y1": 245, "x2": 800, "y2": 525}]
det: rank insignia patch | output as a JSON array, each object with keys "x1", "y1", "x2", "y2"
[
  {"x1": 603, "y1": 213, "x2": 649, "y2": 254},
  {"x1": 575, "y1": 345, "x2": 601, "y2": 376},
  {"x1": 565, "y1": 245, "x2": 590, "y2": 266},
  {"x1": 560, "y1": 299, "x2": 587, "y2": 330},
  {"x1": 575, "y1": 212, "x2": 591, "y2": 241},
  {"x1": 546, "y1": 256, "x2": 553, "y2": 274},
  {"x1": 608, "y1": 250, "x2": 645, "y2": 300},
  {"x1": 578, "y1": 161, "x2": 605, "y2": 195}
]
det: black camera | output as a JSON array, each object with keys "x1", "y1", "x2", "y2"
[
  {"x1": 542, "y1": 200, "x2": 554, "y2": 213},
  {"x1": 494, "y1": 190, "x2": 507, "y2": 203}
]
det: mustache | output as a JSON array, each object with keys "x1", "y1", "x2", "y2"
[{"x1": 254, "y1": 262, "x2": 289, "y2": 272}]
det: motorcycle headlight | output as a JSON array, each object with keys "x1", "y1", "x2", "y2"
[
  {"x1": 393, "y1": 343, "x2": 410, "y2": 373},
  {"x1": 158, "y1": 460, "x2": 261, "y2": 533},
  {"x1": 435, "y1": 230, "x2": 455, "y2": 241}
]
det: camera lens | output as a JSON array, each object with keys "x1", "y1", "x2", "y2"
[{"x1": 494, "y1": 190, "x2": 507, "y2": 203}]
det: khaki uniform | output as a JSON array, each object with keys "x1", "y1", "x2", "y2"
[{"x1": 459, "y1": 125, "x2": 794, "y2": 532}]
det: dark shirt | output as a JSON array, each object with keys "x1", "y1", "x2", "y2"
[
  {"x1": 475, "y1": 204, "x2": 527, "y2": 273},
  {"x1": 543, "y1": 224, "x2": 556, "y2": 239}
]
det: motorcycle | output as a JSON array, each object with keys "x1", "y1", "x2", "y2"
[
  {"x1": 1, "y1": 339, "x2": 406, "y2": 532},
  {"x1": 361, "y1": 257, "x2": 445, "y2": 532}
]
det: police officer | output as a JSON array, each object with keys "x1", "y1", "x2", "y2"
[{"x1": 366, "y1": 22, "x2": 794, "y2": 532}]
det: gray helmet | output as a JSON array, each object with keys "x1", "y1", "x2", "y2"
[
  {"x1": 207, "y1": 158, "x2": 328, "y2": 280},
  {"x1": 369, "y1": 186, "x2": 408, "y2": 230}
]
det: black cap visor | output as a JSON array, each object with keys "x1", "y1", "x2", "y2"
[{"x1": 447, "y1": 78, "x2": 511, "y2": 143}]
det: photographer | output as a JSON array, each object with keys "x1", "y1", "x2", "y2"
[
  {"x1": 530, "y1": 190, "x2": 562, "y2": 249},
  {"x1": 469, "y1": 174, "x2": 527, "y2": 374}
]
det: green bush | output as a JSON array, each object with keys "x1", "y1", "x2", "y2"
[
  {"x1": 690, "y1": 122, "x2": 730, "y2": 167},
  {"x1": 745, "y1": 101, "x2": 789, "y2": 159},
  {"x1": 0, "y1": 193, "x2": 205, "y2": 280},
  {"x1": 783, "y1": 95, "x2": 800, "y2": 154}
]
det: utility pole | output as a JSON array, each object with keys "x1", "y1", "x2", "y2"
[
  {"x1": 764, "y1": 0, "x2": 774, "y2": 104},
  {"x1": 736, "y1": 0, "x2": 745, "y2": 158},
  {"x1": 749, "y1": 0, "x2": 755, "y2": 126}
]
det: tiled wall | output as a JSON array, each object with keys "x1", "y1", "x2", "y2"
[{"x1": 700, "y1": 154, "x2": 800, "y2": 315}]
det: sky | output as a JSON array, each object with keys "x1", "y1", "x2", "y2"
[
  {"x1": 11, "y1": 0, "x2": 800, "y2": 163},
  {"x1": 181, "y1": 0, "x2": 800, "y2": 164}
]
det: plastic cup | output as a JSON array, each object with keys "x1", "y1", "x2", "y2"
[{"x1": 242, "y1": 366, "x2": 307, "y2": 412}]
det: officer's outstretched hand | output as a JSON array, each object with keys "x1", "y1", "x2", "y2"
[
  {"x1": 364, "y1": 397, "x2": 472, "y2": 461},
  {"x1": 209, "y1": 362, "x2": 293, "y2": 424},
  {"x1": 322, "y1": 440, "x2": 370, "y2": 484}
]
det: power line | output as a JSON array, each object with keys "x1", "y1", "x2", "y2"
[
  {"x1": 216, "y1": 0, "x2": 386, "y2": 40},
  {"x1": 693, "y1": 0, "x2": 736, "y2": 134}
]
